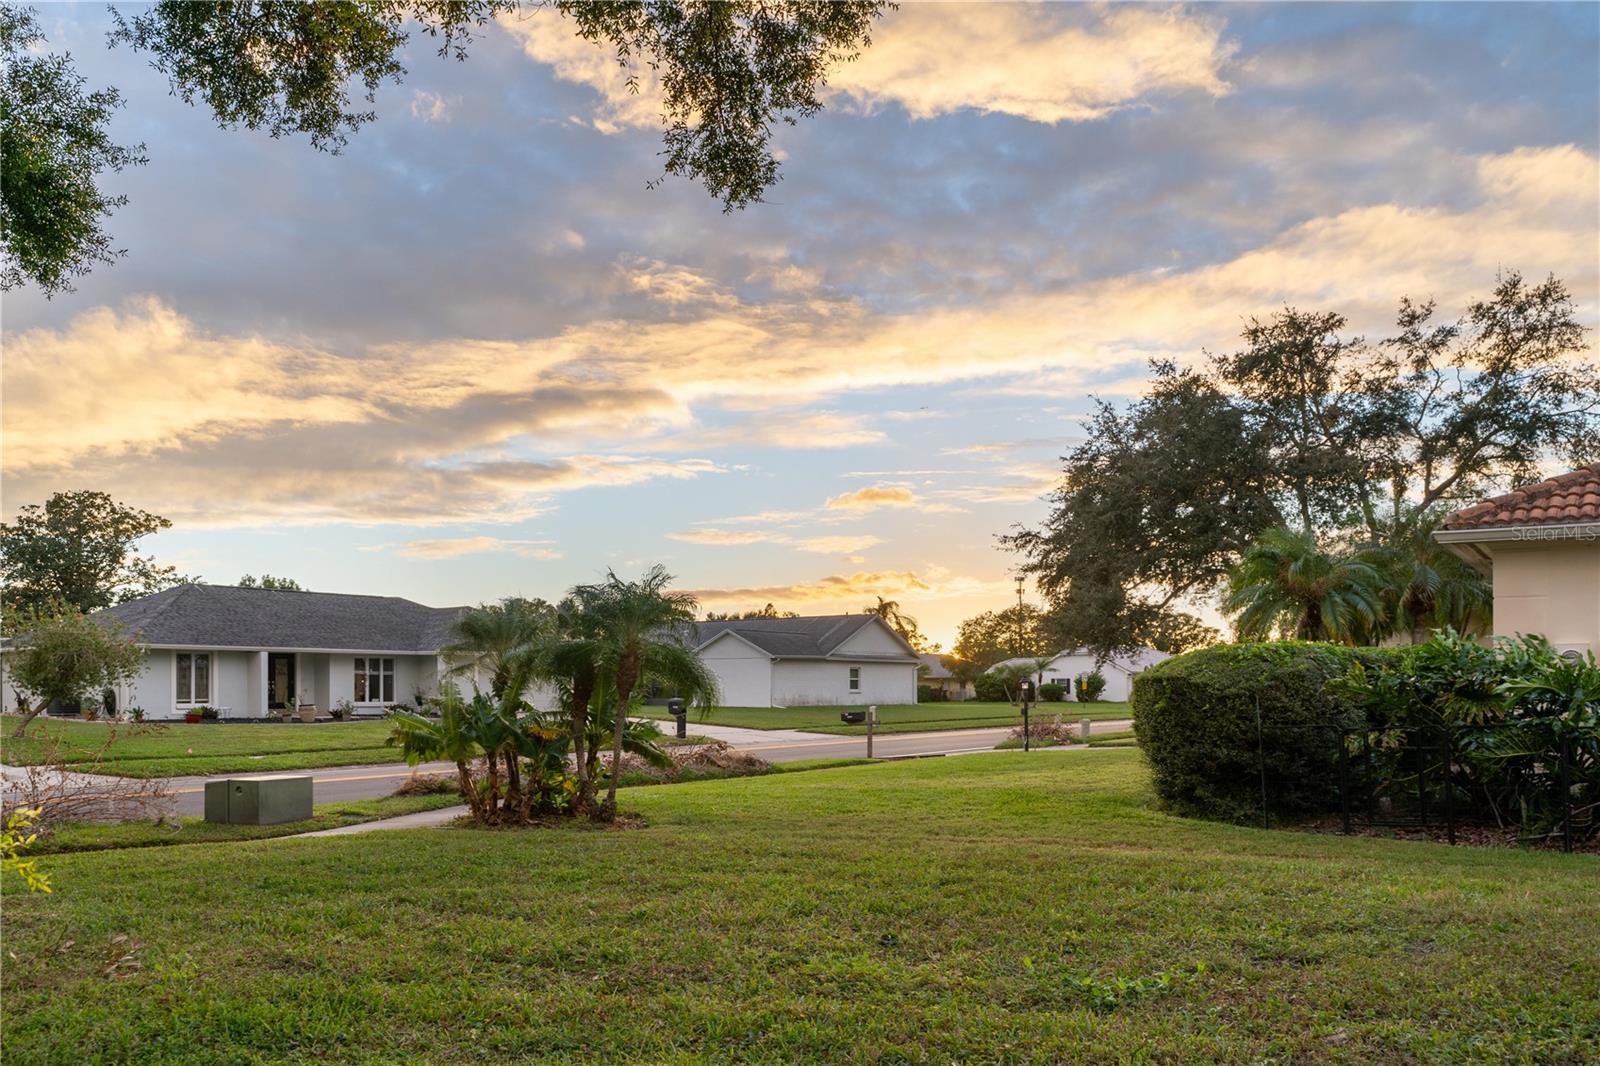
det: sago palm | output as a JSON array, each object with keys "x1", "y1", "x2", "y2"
[
  {"x1": 1224, "y1": 527, "x2": 1384, "y2": 643},
  {"x1": 579, "y1": 565, "x2": 720, "y2": 818},
  {"x1": 442, "y1": 596, "x2": 555, "y2": 699},
  {"x1": 1370, "y1": 512, "x2": 1492, "y2": 644}
]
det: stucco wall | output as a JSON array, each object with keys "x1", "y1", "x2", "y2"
[
  {"x1": 771, "y1": 660, "x2": 916, "y2": 706},
  {"x1": 1490, "y1": 538, "x2": 1600, "y2": 654},
  {"x1": 701, "y1": 636, "x2": 775, "y2": 707}
]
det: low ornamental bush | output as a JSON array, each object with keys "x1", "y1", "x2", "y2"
[
  {"x1": 916, "y1": 684, "x2": 948, "y2": 703},
  {"x1": 1131, "y1": 642, "x2": 1402, "y2": 823},
  {"x1": 1075, "y1": 671, "x2": 1107, "y2": 702},
  {"x1": 972, "y1": 672, "x2": 1009, "y2": 703},
  {"x1": 1038, "y1": 682, "x2": 1065, "y2": 702}
]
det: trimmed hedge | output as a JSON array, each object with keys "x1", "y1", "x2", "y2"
[{"x1": 1131, "y1": 642, "x2": 1404, "y2": 823}]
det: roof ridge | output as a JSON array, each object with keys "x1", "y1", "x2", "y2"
[{"x1": 1443, "y1": 464, "x2": 1600, "y2": 531}]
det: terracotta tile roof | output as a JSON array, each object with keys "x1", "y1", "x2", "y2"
[{"x1": 1442, "y1": 464, "x2": 1600, "y2": 531}]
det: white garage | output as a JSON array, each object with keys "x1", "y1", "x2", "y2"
[{"x1": 693, "y1": 614, "x2": 920, "y2": 708}]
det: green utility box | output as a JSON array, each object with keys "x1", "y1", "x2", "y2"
[{"x1": 204, "y1": 774, "x2": 314, "y2": 825}]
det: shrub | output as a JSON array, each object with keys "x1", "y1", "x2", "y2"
[
  {"x1": 1038, "y1": 682, "x2": 1065, "y2": 702},
  {"x1": 1132, "y1": 642, "x2": 1402, "y2": 823},
  {"x1": 1075, "y1": 671, "x2": 1107, "y2": 702},
  {"x1": 916, "y1": 684, "x2": 947, "y2": 703},
  {"x1": 973, "y1": 672, "x2": 1009, "y2": 703}
]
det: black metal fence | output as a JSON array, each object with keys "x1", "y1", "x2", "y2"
[{"x1": 1246, "y1": 722, "x2": 1590, "y2": 854}]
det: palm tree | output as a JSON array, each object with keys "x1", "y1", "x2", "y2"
[
  {"x1": 580, "y1": 565, "x2": 720, "y2": 819},
  {"x1": 442, "y1": 597, "x2": 555, "y2": 699},
  {"x1": 1224, "y1": 527, "x2": 1384, "y2": 643},
  {"x1": 522, "y1": 591, "x2": 606, "y2": 813},
  {"x1": 864, "y1": 596, "x2": 925, "y2": 649},
  {"x1": 1369, "y1": 511, "x2": 1492, "y2": 644}
]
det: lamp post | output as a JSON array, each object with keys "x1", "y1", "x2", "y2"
[{"x1": 1019, "y1": 678, "x2": 1035, "y2": 752}]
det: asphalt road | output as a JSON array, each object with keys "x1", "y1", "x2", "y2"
[{"x1": 163, "y1": 720, "x2": 1134, "y2": 816}]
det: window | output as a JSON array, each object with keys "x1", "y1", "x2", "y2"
[
  {"x1": 848, "y1": 666, "x2": 861, "y2": 692},
  {"x1": 175, "y1": 653, "x2": 211, "y2": 705},
  {"x1": 354, "y1": 657, "x2": 395, "y2": 703}
]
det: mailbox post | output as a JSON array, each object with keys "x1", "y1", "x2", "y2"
[
  {"x1": 867, "y1": 704, "x2": 877, "y2": 759},
  {"x1": 1019, "y1": 679, "x2": 1036, "y2": 752},
  {"x1": 667, "y1": 697, "x2": 687, "y2": 739}
]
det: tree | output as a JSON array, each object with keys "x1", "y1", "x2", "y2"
[
  {"x1": 6, "y1": 607, "x2": 145, "y2": 737},
  {"x1": 1004, "y1": 362, "x2": 1272, "y2": 660},
  {"x1": 578, "y1": 565, "x2": 718, "y2": 819},
  {"x1": 952, "y1": 604, "x2": 1052, "y2": 669},
  {"x1": 442, "y1": 596, "x2": 556, "y2": 700},
  {"x1": 1222, "y1": 528, "x2": 1385, "y2": 643},
  {"x1": 237, "y1": 574, "x2": 304, "y2": 591},
  {"x1": 862, "y1": 596, "x2": 933, "y2": 652},
  {"x1": 1364, "y1": 509, "x2": 1491, "y2": 644},
  {"x1": 1008, "y1": 274, "x2": 1595, "y2": 656},
  {"x1": 0, "y1": 1, "x2": 889, "y2": 295},
  {"x1": 0, "y1": 6, "x2": 146, "y2": 295},
  {"x1": 1, "y1": 492, "x2": 188, "y2": 621}
]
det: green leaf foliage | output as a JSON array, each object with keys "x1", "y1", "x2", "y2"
[{"x1": 1131, "y1": 642, "x2": 1402, "y2": 823}]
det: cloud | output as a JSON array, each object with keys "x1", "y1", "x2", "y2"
[
  {"x1": 650, "y1": 410, "x2": 886, "y2": 452},
  {"x1": 373, "y1": 536, "x2": 562, "y2": 560},
  {"x1": 667, "y1": 528, "x2": 882, "y2": 554},
  {"x1": 500, "y1": 9, "x2": 661, "y2": 132},
  {"x1": 409, "y1": 90, "x2": 453, "y2": 123},
  {"x1": 686, "y1": 570, "x2": 932, "y2": 606},
  {"x1": 825, "y1": 486, "x2": 917, "y2": 511},
  {"x1": 507, "y1": 4, "x2": 1234, "y2": 131},
  {"x1": 828, "y1": 4, "x2": 1235, "y2": 124},
  {"x1": 5, "y1": 145, "x2": 1593, "y2": 528},
  {"x1": 685, "y1": 564, "x2": 1013, "y2": 611}
]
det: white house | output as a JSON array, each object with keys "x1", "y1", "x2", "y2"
[
  {"x1": 1, "y1": 584, "x2": 471, "y2": 720},
  {"x1": 986, "y1": 647, "x2": 1171, "y2": 703},
  {"x1": 693, "y1": 614, "x2": 921, "y2": 708}
]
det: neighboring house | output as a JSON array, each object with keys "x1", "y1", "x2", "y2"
[
  {"x1": 986, "y1": 647, "x2": 1171, "y2": 703},
  {"x1": 1435, "y1": 464, "x2": 1600, "y2": 658},
  {"x1": 693, "y1": 614, "x2": 921, "y2": 707},
  {"x1": 1, "y1": 584, "x2": 470, "y2": 721},
  {"x1": 918, "y1": 653, "x2": 972, "y2": 700}
]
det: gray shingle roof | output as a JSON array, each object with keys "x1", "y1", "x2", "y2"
[
  {"x1": 917, "y1": 653, "x2": 952, "y2": 678},
  {"x1": 693, "y1": 614, "x2": 917, "y2": 660},
  {"x1": 95, "y1": 584, "x2": 465, "y2": 652}
]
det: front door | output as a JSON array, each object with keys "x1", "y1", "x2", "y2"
[{"x1": 267, "y1": 653, "x2": 296, "y2": 709}]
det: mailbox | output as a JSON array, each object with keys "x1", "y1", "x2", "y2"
[
  {"x1": 667, "y1": 697, "x2": 687, "y2": 738},
  {"x1": 1019, "y1": 678, "x2": 1036, "y2": 703},
  {"x1": 840, "y1": 710, "x2": 866, "y2": 724}
]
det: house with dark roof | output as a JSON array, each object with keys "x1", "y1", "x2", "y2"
[
  {"x1": 691, "y1": 614, "x2": 920, "y2": 707},
  {"x1": 1, "y1": 584, "x2": 469, "y2": 720},
  {"x1": 917, "y1": 653, "x2": 972, "y2": 700},
  {"x1": 1435, "y1": 464, "x2": 1600, "y2": 658}
]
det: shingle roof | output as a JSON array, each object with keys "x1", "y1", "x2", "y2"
[
  {"x1": 95, "y1": 584, "x2": 466, "y2": 652},
  {"x1": 693, "y1": 614, "x2": 917, "y2": 660},
  {"x1": 917, "y1": 653, "x2": 953, "y2": 678},
  {"x1": 1442, "y1": 465, "x2": 1600, "y2": 531}
]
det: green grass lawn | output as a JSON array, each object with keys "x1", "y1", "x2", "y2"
[
  {"x1": 0, "y1": 717, "x2": 402, "y2": 777},
  {"x1": 31, "y1": 793, "x2": 464, "y2": 854},
  {"x1": 639, "y1": 701, "x2": 1130, "y2": 734},
  {"x1": 4, "y1": 751, "x2": 1594, "y2": 1063}
]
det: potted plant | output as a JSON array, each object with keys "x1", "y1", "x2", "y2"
[
  {"x1": 184, "y1": 707, "x2": 203, "y2": 724},
  {"x1": 297, "y1": 698, "x2": 317, "y2": 723},
  {"x1": 280, "y1": 697, "x2": 298, "y2": 723},
  {"x1": 331, "y1": 698, "x2": 355, "y2": 722},
  {"x1": 199, "y1": 705, "x2": 220, "y2": 723}
]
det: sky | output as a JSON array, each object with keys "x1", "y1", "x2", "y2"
[{"x1": 3, "y1": 2, "x2": 1598, "y2": 648}]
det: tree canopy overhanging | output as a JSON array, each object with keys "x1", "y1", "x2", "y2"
[{"x1": 0, "y1": 1, "x2": 891, "y2": 295}]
